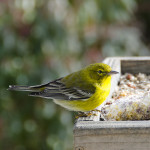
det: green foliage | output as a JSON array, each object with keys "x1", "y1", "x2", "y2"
[{"x1": 0, "y1": 0, "x2": 149, "y2": 150}]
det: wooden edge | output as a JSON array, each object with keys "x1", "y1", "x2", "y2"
[
  {"x1": 109, "y1": 57, "x2": 150, "y2": 74},
  {"x1": 105, "y1": 56, "x2": 150, "y2": 61},
  {"x1": 102, "y1": 57, "x2": 121, "y2": 103},
  {"x1": 74, "y1": 121, "x2": 150, "y2": 136},
  {"x1": 75, "y1": 58, "x2": 121, "y2": 122}
]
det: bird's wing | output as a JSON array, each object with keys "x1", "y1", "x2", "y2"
[{"x1": 29, "y1": 78, "x2": 94, "y2": 100}]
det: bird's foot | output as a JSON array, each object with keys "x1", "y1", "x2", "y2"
[
  {"x1": 75, "y1": 112, "x2": 88, "y2": 119},
  {"x1": 75, "y1": 110, "x2": 98, "y2": 119},
  {"x1": 75, "y1": 110, "x2": 106, "y2": 121}
]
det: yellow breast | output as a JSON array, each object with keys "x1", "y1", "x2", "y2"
[{"x1": 54, "y1": 76, "x2": 111, "y2": 112}]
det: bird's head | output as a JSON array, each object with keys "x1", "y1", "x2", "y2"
[{"x1": 85, "y1": 63, "x2": 119, "y2": 83}]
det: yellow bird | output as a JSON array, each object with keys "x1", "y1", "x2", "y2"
[{"x1": 8, "y1": 63, "x2": 118, "y2": 112}]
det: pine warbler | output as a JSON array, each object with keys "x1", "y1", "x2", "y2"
[{"x1": 8, "y1": 63, "x2": 118, "y2": 112}]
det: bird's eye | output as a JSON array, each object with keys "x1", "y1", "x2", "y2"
[{"x1": 98, "y1": 70, "x2": 103, "y2": 74}]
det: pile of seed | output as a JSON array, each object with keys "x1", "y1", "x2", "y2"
[{"x1": 101, "y1": 73, "x2": 150, "y2": 121}]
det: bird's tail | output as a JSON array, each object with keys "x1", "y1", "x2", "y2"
[{"x1": 8, "y1": 83, "x2": 49, "y2": 92}]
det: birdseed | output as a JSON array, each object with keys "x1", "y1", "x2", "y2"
[{"x1": 101, "y1": 73, "x2": 150, "y2": 121}]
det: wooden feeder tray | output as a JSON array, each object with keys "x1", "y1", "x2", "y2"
[{"x1": 74, "y1": 57, "x2": 150, "y2": 150}]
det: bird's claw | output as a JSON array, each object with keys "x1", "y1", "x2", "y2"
[{"x1": 75, "y1": 110, "x2": 100, "y2": 118}]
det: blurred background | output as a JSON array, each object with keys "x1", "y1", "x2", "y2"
[{"x1": 1, "y1": 0, "x2": 150, "y2": 150}]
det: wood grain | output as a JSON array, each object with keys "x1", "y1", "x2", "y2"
[
  {"x1": 121, "y1": 60, "x2": 150, "y2": 74},
  {"x1": 74, "y1": 121, "x2": 150, "y2": 150}
]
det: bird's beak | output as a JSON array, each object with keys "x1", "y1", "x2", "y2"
[{"x1": 107, "y1": 70, "x2": 119, "y2": 75}]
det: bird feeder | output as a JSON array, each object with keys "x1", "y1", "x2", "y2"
[{"x1": 74, "y1": 57, "x2": 150, "y2": 150}]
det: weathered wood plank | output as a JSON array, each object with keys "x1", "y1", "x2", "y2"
[
  {"x1": 74, "y1": 121, "x2": 150, "y2": 150},
  {"x1": 108, "y1": 56, "x2": 150, "y2": 74},
  {"x1": 74, "y1": 121, "x2": 150, "y2": 136},
  {"x1": 121, "y1": 60, "x2": 150, "y2": 74},
  {"x1": 102, "y1": 57, "x2": 120, "y2": 104}
]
